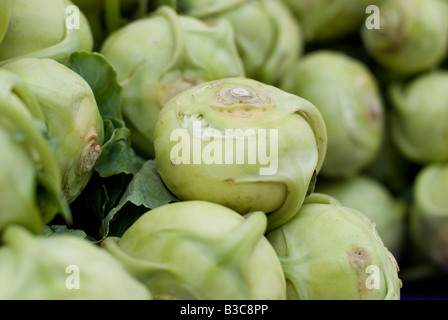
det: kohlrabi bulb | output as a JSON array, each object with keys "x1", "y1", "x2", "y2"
[
  {"x1": 409, "y1": 163, "x2": 448, "y2": 272},
  {"x1": 0, "y1": 69, "x2": 71, "y2": 233},
  {"x1": 360, "y1": 0, "x2": 448, "y2": 76},
  {"x1": 3, "y1": 58, "x2": 104, "y2": 203},
  {"x1": 153, "y1": 77, "x2": 327, "y2": 231},
  {"x1": 316, "y1": 175, "x2": 407, "y2": 260},
  {"x1": 0, "y1": 225, "x2": 151, "y2": 299},
  {"x1": 280, "y1": 50, "x2": 384, "y2": 178},
  {"x1": 389, "y1": 70, "x2": 448, "y2": 164},
  {"x1": 0, "y1": 0, "x2": 93, "y2": 66},
  {"x1": 100, "y1": 6, "x2": 246, "y2": 159},
  {"x1": 102, "y1": 200, "x2": 287, "y2": 300},
  {"x1": 266, "y1": 193, "x2": 402, "y2": 300},
  {"x1": 172, "y1": 0, "x2": 303, "y2": 86}
]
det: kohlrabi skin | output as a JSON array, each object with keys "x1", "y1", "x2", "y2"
[
  {"x1": 3, "y1": 58, "x2": 104, "y2": 203},
  {"x1": 280, "y1": 50, "x2": 384, "y2": 178},
  {"x1": 282, "y1": 0, "x2": 371, "y2": 42},
  {"x1": 315, "y1": 175, "x2": 407, "y2": 261},
  {"x1": 409, "y1": 163, "x2": 448, "y2": 272},
  {"x1": 0, "y1": 125, "x2": 42, "y2": 234},
  {"x1": 0, "y1": 225, "x2": 151, "y2": 300},
  {"x1": 266, "y1": 193, "x2": 402, "y2": 300},
  {"x1": 100, "y1": 6, "x2": 245, "y2": 159},
  {"x1": 71, "y1": 0, "x2": 152, "y2": 50},
  {"x1": 360, "y1": 0, "x2": 448, "y2": 76},
  {"x1": 101, "y1": 200, "x2": 287, "y2": 300},
  {"x1": 0, "y1": 0, "x2": 10, "y2": 46},
  {"x1": 153, "y1": 77, "x2": 327, "y2": 231},
  {"x1": 0, "y1": 0, "x2": 93, "y2": 66},
  {"x1": 389, "y1": 70, "x2": 448, "y2": 164},
  {"x1": 171, "y1": 0, "x2": 303, "y2": 86},
  {"x1": 0, "y1": 69, "x2": 71, "y2": 233}
]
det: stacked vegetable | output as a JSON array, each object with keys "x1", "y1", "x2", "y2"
[{"x1": 0, "y1": 0, "x2": 447, "y2": 300}]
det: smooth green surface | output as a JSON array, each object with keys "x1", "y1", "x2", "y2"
[{"x1": 280, "y1": 50, "x2": 384, "y2": 178}]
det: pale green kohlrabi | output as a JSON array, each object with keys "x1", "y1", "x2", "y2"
[
  {"x1": 168, "y1": 0, "x2": 303, "y2": 86},
  {"x1": 2, "y1": 58, "x2": 105, "y2": 203},
  {"x1": 0, "y1": 225, "x2": 151, "y2": 299},
  {"x1": 100, "y1": 5, "x2": 246, "y2": 159},
  {"x1": 280, "y1": 50, "x2": 385, "y2": 178},
  {"x1": 360, "y1": 0, "x2": 448, "y2": 76},
  {"x1": 0, "y1": 69, "x2": 71, "y2": 233},
  {"x1": 362, "y1": 120, "x2": 418, "y2": 198},
  {"x1": 389, "y1": 70, "x2": 448, "y2": 164},
  {"x1": 266, "y1": 193, "x2": 402, "y2": 300},
  {"x1": 315, "y1": 175, "x2": 407, "y2": 261},
  {"x1": 102, "y1": 200, "x2": 286, "y2": 300},
  {"x1": 153, "y1": 77, "x2": 327, "y2": 231},
  {"x1": 71, "y1": 0, "x2": 152, "y2": 49},
  {"x1": 409, "y1": 163, "x2": 448, "y2": 272},
  {"x1": 282, "y1": 0, "x2": 372, "y2": 42},
  {"x1": 0, "y1": 0, "x2": 93, "y2": 66}
]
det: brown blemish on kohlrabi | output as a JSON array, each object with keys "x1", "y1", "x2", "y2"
[
  {"x1": 348, "y1": 247, "x2": 372, "y2": 296},
  {"x1": 209, "y1": 87, "x2": 272, "y2": 118},
  {"x1": 62, "y1": 127, "x2": 102, "y2": 202},
  {"x1": 374, "y1": 10, "x2": 407, "y2": 55},
  {"x1": 77, "y1": 127, "x2": 102, "y2": 176},
  {"x1": 223, "y1": 108, "x2": 267, "y2": 118},
  {"x1": 364, "y1": 93, "x2": 384, "y2": 130}
]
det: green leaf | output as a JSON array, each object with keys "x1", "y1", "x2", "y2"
[
  {"x1": 100, "y1": 160, "x2": 179, "y2": 239},
  {"x1": 95, "y1": 124, "x2": 145, "y2": 177},
  {"x1": 69, "y1": 172, "x2": 133, "y2": 240},
  {"x1": 43, "y1": 225, "x2": 88, "y2": 239},
  {"x1": 68, "y1": 51, "x2": 145, "y2": 177},
  {"x1": 67, "y1": 52, "x2": 177, "y2": 241},
  {"x1": 69, "y1": 51, "x2": 123, "y2": 134}
]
